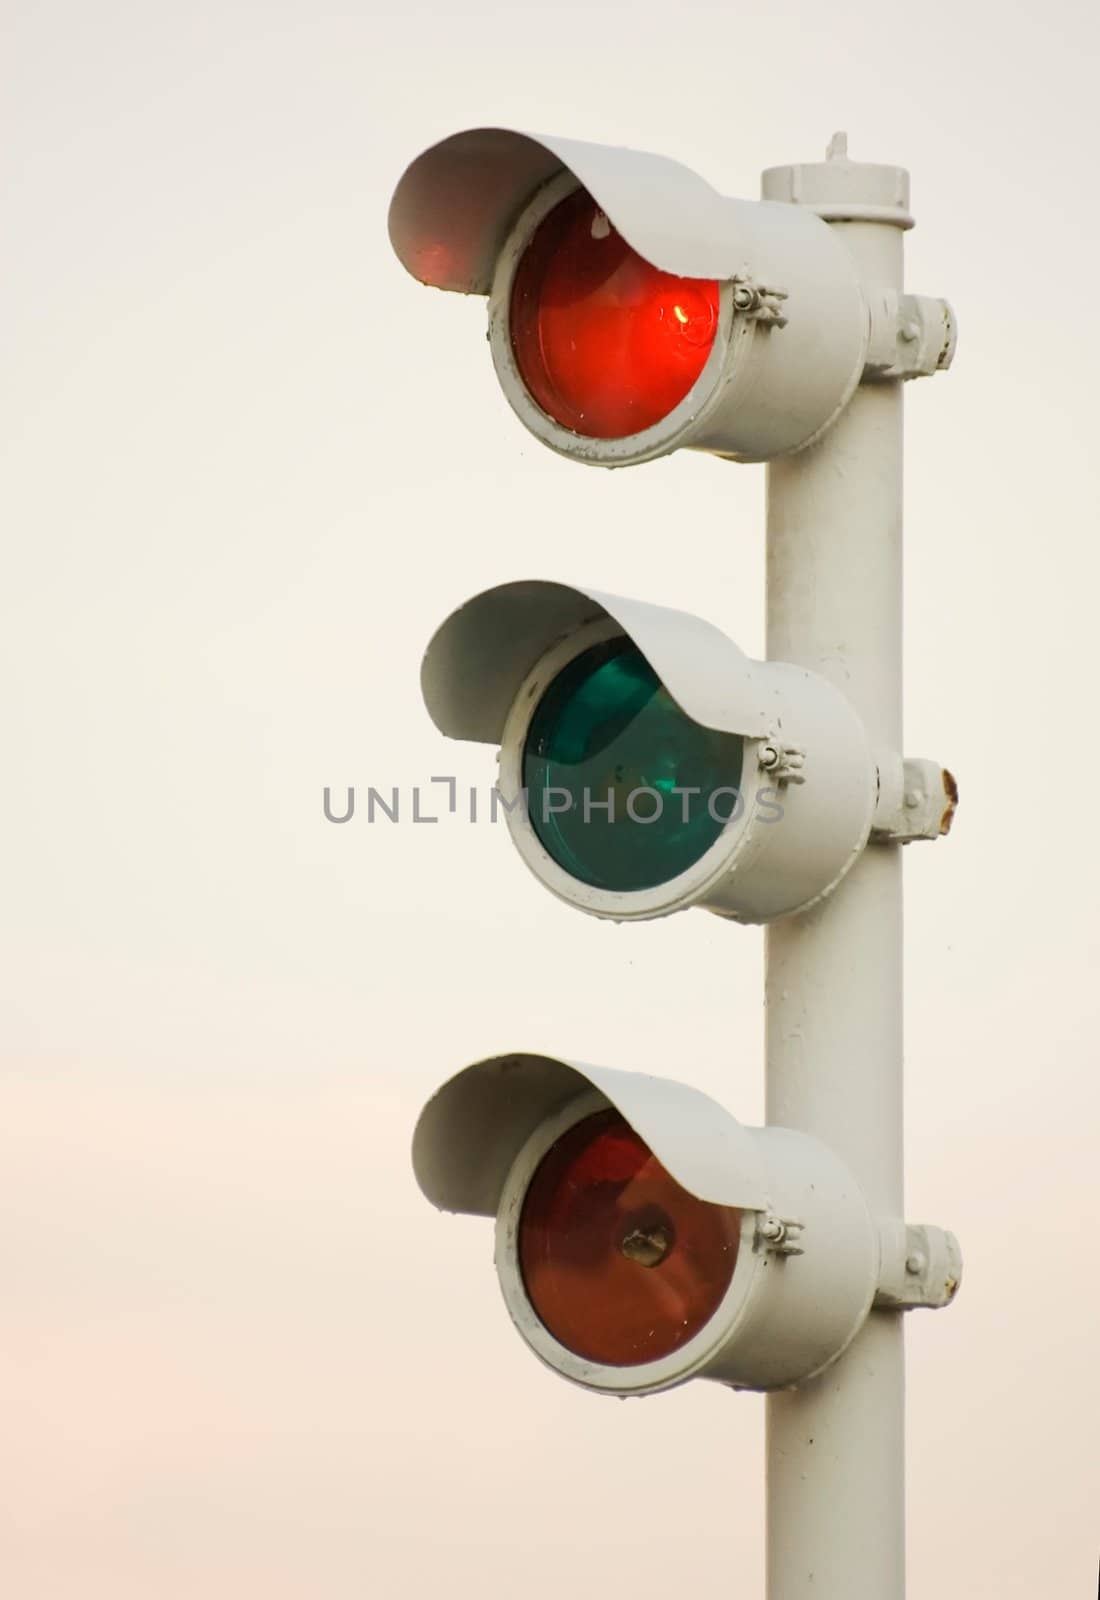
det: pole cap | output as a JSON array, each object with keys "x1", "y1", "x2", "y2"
[{"x1": 762, "y1": 131, "x2": 913, "y2": 228}]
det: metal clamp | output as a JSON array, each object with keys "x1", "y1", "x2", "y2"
[
  {"x1": 873, "y1": 753, "x2": 958, "y2": 842},
  {"x1": 875, "y1": 1220, "x2": 962, "y2": 1310},
  {"x1": 864, "y1": 289, "x2": 957, "y2": 380}
]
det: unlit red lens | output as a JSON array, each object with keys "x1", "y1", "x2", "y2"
[
  {"x1": 518, "y1": 1109, "x2": 742, "y2": 1367},
  {"x1": 510, "y1": 189, "x2": 720, "y2": 439}
]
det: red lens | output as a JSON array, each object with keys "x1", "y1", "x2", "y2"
[
  {"x1": 518, "y1": 1109, "x2": 742, "y2": 1368},
  {"x1": 509, "y1": 189, "x2": 720, "y2": 440}
]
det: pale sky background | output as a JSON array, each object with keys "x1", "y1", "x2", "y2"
[{"x1": 3, "y1": 2, "x2": 1098, "y2": 1596}]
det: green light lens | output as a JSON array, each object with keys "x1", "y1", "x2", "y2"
[{"x1": 522, "y1": 637, "x2": 745, "y2": 893}]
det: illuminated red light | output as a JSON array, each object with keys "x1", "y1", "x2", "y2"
[
  {"x1": 518, "y1": 1109, "x2": 742, "y2": 1367},
  {"x1": 509, "y1": 189, "x2": 720, "y2": 440}
]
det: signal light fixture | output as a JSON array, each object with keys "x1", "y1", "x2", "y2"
[
  {"x1": 421, "y1": 580, "x2": 888, "y2": 923},
  {"x1": 413, "y1": 1054, "x2": 960, "y2": 1397},
  {"x1": 388, "y1": 132, "x2": 921, "y2": 467}
]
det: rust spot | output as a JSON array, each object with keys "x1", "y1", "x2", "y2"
[{"x1": 939, "y1": 768, "x2": 959, "y2": 836}]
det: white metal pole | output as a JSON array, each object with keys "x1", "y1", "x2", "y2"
[{"x1": 763, "y1": 136, "x2": 909, "y2": 1600}]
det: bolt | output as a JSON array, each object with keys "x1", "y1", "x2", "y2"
[
  {"x1": 759, "y1": 1217, "x2": 787, "y2": 1245},
  {"x1": 903, "y1": 789, "x2": 922, "y2": 810},
  {"x1": 620, "y1": 1225, "x2": 672, "y2": 1268},
  {"x1": 900, "y1": 319, "x2": 921, "y2": 343},
  {"x1": 732, "y1": 284, "x2": 758, "y2": 312},
  {"x1": 759, "y1": 744, "x2": 781, "y2": 771},
  {"x1": 905, "y1": 1251, "x2": 927, "y2": 1276}
]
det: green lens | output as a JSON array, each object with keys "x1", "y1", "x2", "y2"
[{"x1": 522, "y1": 637, "x2": 745, "y2": 893}]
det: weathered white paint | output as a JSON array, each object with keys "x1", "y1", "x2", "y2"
[
  {"x1": 388, "y1": 127, "x2": 868, "y2": 462},
  {"x1": 764, "y1": 136, "x2": 935, "y2": 1600},
  {"x1": 421, "y1": 581, "x2": 876, "y2": 923}
]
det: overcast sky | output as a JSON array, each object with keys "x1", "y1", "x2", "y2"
[{"x1": 3, "y1": 1, "x2": 1098, "y2": 1596}]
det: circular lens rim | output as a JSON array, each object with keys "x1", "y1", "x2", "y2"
[
  {"x1": 495, "y1": 1088, "x2": 761, "y2": 1395},
  {"x1": 517, "y1": 1104, "x2": 743, "y2": 1367},
  {"x1": 522, "y1": 632, "x2": 747, "y2": 895},
  {"x1": 507, "y1": 187, "x2": 722, "y2": 442},
  {"x1": 489, "y1": 171, "x2": 742, "y2": 467},
  {"x1": 499, "y1": 617, "x2": 761, "y2": 921}
]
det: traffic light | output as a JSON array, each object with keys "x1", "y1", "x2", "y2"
[
  {"x1": 389, "y1": 126, "x2": 961, "y2": 1600},
  {"x1": 388, "y1": 127, "x2": 953, "y2": 466},
  {"x1": 413, "y1": 1053, "x2": 959, "y2": 1396},
  {"x1": 421, "y1": 578, "x2": 886, "y2": 922}
]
